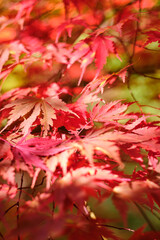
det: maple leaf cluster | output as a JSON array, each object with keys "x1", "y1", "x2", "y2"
[{"x1": 0, "y1": 0, "x2": 160, "y2": 239}]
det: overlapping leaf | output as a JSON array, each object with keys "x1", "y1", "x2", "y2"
[
  {"x1": 56, "y1": 17, "x2": 88, "y2": 43},
  {"x1": 91, "y1": 100, "x2": 130, "y2": 123},
  {"x1": 69, "y1": 33, "x2": 117, "y2": 85},
  {"x1": 1, "y1": 95, "x2": 75, "y2": 136}
]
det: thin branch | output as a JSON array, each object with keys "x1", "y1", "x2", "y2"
[
  {"x1": 142, "y1": 74, "x2": 160, "y2": 80},
  {"x1": 0, "y1": 232, "x2": 4, "y2": 240},
  {"x1": 112, "y1": 11, "x2": 145, "y2": 114},
  {"x1": 47, "y1": 65, "x2": 66, "y2": 84},
  {"x1": 140, "y1": 104, "x2": 160, "y2": 111},
  {"x1": 18, "y1": 176, "x2": 46, "y2": 190},
  {"x1": 110, "y1": 0, "x2": 138, "y2": 17},
  {"x1": 74, "y1": 203, "x2": 135, "y2": 234},
  {"x1": 51, "y1": 201, "x2": 55, "y2": 217},
  {"x1": 133, "y1": 69, "x2": 160, "y2": 80},
  {"x1": 142, "y1": 205, "x2": 160, "y2": 221},
  {"x1": 73, "y1": 203, "x2": 90, "y2": 221},
  {"x1": 130, "y1": 0, "x2": 142, "y2": 61},
  {"x1": 99, "y1": 224, "x2": 135, "y2": 232},
  {"x1": 127, "y1": 71, "x2": 144, "y2": 114},
  {"x1": 17, "y1": 172, "x2": 24, "y2": 240},
  {"x1": 4, "y1": 203, "x2": 18, "y2": 216},
  {"x1": 123, "y1": 0, "x2": 144, "y2": 113},
  {"x1": 134, "y1": 202, "x2": 157, "y2": 232},
  {"x1": 127, "y1": 66, "x2": 160, "y2": 113},
  {"x1": 74, "y1": 203, "x2": 104, "y2": 239},
  {"x1": 135, "y1": 43, "x2": 160, "y2": 52}
]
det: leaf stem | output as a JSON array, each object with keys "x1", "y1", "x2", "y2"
[
  {"x1": 142, "y1": 205, "x2": 160, "y2": 221},
  {"x1": 17, "y1": 172, "x2": 24, "y2": 240},
  {"x1": 0, "y1": 232, "x2": 4, "y2": 240},
  {"x1": 4, "y1": 203, "x2": 18, "y2": 216},
  {"x1": 100, "y1": 224, "x2": 135, "y2": 232},
  {"x1": 18, "y1": 176, "x2": 46, "y2": 190},
  {"x1": 134, "y1": 202, "x2": 157, "y2": 232}
]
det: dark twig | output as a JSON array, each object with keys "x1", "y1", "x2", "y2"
[
  {"x1": 129, "y1": 61, "x2": 160, "y2": 81},
  {"x1": 47, "y1": 66, "x2": 66, "y2": 84},
  {"x1": 112, "y1": 8, "x2": 145, "y2": 114},
  {"x1": 134, "y1": 202, "x2": 157, "y2": 232},
  {"x1": 18, "y1": 176, "x2": 46, "y2": 190},
  {"x1": 17, "y1": 172, "x2": 24, "y2": 240},
  {"x1": 74, "y1": 203, "x2": 135, "y2": 235},
  {"x1": 127, "y1": 71, "x2": 144, "y2": 114},
  {"x1": 142, "y1": 74, "x2": 160, "y2": 80},
  {"x1": 51, "y1": 200, "x2": 55, "y2": 217},
  {"x1": 142, "y1": 205, "x2": 160, "y2": 221},
  {"x1": 140, "y1": 104, "x2": 160, "y2": 111},
  {"x1": 130, "y1": 0, "x2": 142, "y2": 61},
  {"x1": 4, "y1": 203, "x2": 18, "y2": 216},
  {"x1": 73, "y1": 203, "x2": 90, "y2": 221},
  {"x1": 126, "y1": 0, "x2": 145, "y2": 114},
  {"x1": 74, "y1": 203, "x2": 104, "y2": 239},
  {"x1": 99, "y1": 224, "x2": 135, "y2": 232},
  {"x1": 0, "y1": 232, "x2": 4, "y2": 240}
]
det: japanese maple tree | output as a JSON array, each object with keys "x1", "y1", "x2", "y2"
[{"x1": 0, "y1": 0, "x2": 160, "y2": 239}]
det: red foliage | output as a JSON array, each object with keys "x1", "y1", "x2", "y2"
[{"x1": 0, "y1": 0, "x2": 160, "y2": 239}]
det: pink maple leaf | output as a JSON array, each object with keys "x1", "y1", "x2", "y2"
[
  {"x1": 91, "y1": 100, "x2": 129, "y2": 123},
  {"x1": 69, "y1": 33, "x2": 117, "y2": 85},
  {"x1": 56, "y1": 17, "x2": 88, "y2": 43},
  {"x1": 1, "y1": 95, "x2": 76, "y2": 136}
]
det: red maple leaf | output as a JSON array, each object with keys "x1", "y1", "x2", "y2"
[
  {"x1": 0, "y1": 140, "x2": 15, "y2": 184},
  {"x1": 1, "y1": 95, "x2": 75, "y2": 136},
  {"x1": 70, "y1": 129, "x2": 124, "y2": 167},
  {"x1": 144, "y1": 30, "x2": 160, "y2": 47},
  {"x1": 69, "y1": 33, "x2": 117, "y2": 85},
  {"x1": 91, "y1": 100, "x2": 129, "y2": 123},
  {"x1": 56, "y1": 17, "x2": 88, "y2": 43}
]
